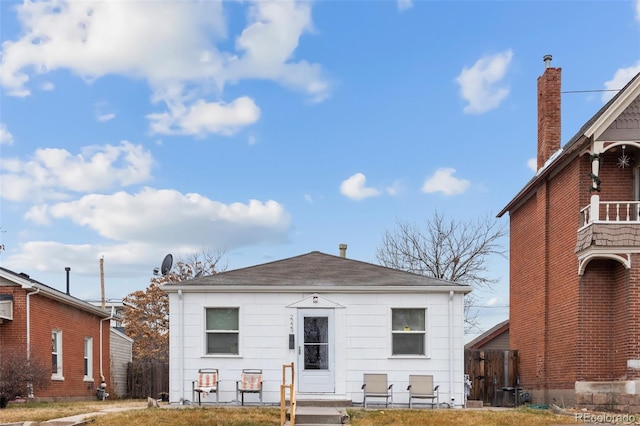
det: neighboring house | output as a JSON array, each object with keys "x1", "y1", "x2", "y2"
[
  {"x1": 164, "y1": 248, "x2": 471, "y2": 406},
  {"x1": 465, "y1": 320, "x2": 509, "y2": 351},
  {"x1": 88, "y1": 300, "x2": 133, "y2": 398},
  {"x1": 0, "y1": 266, "x2": 112, "y2": 400},
  {"x1": 498, "y1": 56, "x2": 640, "y2": 410},
  {"x1": 109, "y1": 327, "x2": 133, "y2": 398}
]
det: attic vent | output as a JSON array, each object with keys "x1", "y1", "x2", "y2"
[{"x1": 0, "y1": 294, "x2": 13, "y2": 321}]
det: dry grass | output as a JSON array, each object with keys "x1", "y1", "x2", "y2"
[
  {"x1": 0, "y1": 399, "x2": 146, "y2": 423},
  {"x1": 91, "y1": 406, "x2": 282, "y2": 426},
  {"x1": 0, "y1": 401, "x2": 582, "y2": 426},
  {"x1": 347, "y1": 407, "x2": 579, "y2": 426}
]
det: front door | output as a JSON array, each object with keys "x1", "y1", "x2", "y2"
[{"x1": 297, "y1": 309, "x2": 335, "y2": 393}]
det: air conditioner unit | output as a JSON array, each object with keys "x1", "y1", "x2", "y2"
[{"x1": 0, "y1": 295, "x2": 13, "y2": 321}]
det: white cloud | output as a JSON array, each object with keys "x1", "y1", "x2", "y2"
[
  {"x1": 397, "y1": 0, "x2": 413, "y2": 12},
  {"x1": 527, "y1": 158, "x2": 537, "y2": 172},
  {"x1": 97, "y1": 113, "x2": 116, "y2": 122},
  {"x1": 602, "y1": 61, "x2": 640, "y2": 103},
  {"x1": 0, "y1": 141, "x2": 153, "y2": 202},
  {"x1": 421, "y1": 168, "x2": 470, "y2": 195},
  {"x1": 340, "y1": 173, "x2": 381, "y2": 201},
  {"x1": 41, "y1": 81, "x2": 55, "y2": 91},
  {"x1": 385, "y1": 180, "x2": 403, "y2": 196},
  {"x1": 456, "y1": 50, "x2": 513, "y2": 114},
  {"x1": 24, "y1": 188, "x2": 291, "y2": 248},
  {"x1": 0, "y1": 0, "x2": 330, "y2": 133},
  {"x1": 304, "y1": 194, "x2": 313, "y2": 203},
  {"x1": 636, "y1": 0, "x2": 640, "y2": 22},
  {"x1": 0, "y1": 124, "x2": 14, "y2": 145},
  {"x1": 147, "y1": 96, "x2": 260, "y2": 136}
]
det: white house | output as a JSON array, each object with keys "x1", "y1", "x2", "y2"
[{"x1": 164, "y1": 249, "x2": 471, "y2": 407}]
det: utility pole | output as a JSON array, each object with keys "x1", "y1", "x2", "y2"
[{"x1": 100, "y1": 256, "x2": 105, "y2": 309}]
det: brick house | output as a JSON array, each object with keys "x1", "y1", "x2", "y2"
[
  {"x1": 498, "y1": 56, "x2": 640, "y2": 411},
  {"x1": 0, "y1": 266, "x2": 112, "y2": 401}
]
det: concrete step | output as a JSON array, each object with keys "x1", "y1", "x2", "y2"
[
  {"x1": 292, "y1": 406, "x2": 348, "y2": 425},
  {"x1": 296, "y1": 399, "x2": 352, "y2": 407}
]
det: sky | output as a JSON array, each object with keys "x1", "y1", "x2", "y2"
[{"x1": 1, "y1": 0, "x2": 639, "y2": 342}]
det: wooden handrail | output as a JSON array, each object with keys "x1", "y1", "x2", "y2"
[{"x1": 280, "y1": 362, "x2": 296, "y2": 426}]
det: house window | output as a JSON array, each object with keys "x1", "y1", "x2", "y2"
[
  {"x1": 205, "y1": 308, "x2": 239, "y2": 355},
  {"x1": 52, "y1": 330, "x2": 63, "y2": 378},
  {"x1": 391, "y1": 308, "x2": 426, "y2": 356},
  {"x1": 84, "y1": 337, "x2": 93, "y2": 379}
]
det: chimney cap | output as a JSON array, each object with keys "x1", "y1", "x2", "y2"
[
  {"x1": 65, "y1": 267, "x2": 71, "y2": 272},
  {"x1": 543, "y1": 54, "x2": 553, "y2": 68}
]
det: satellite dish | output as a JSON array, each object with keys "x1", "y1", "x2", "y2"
[
  {"x1": 160, "y1": 254, "x2": 173, "y2": 276},
  {"x1": 193, "y1": 270, "x2": 203, "y2": 279}
]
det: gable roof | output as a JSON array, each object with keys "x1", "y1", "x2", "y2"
[
  {"x1": 465, "y1": 319, "x2": 509, "y2": 350},
  {"x1": 163, "y1": 251, "x2": 472, "y2": 293},
  {"x1": 0, "y1": 266, "x2": 110, "y2": 318},
  {"x1": 498, "y1": 71, "x2": 640, "y2": 217}
]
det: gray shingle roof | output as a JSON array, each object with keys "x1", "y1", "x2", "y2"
[{"x1": 169, "y1": 251, "x2": 470, "y2": 289}]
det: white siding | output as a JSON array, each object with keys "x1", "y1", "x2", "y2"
[
  {"x1": 169, "y1": 291, "x2": 466, "y2": 407},
  {"x1": 110, "y1": 328, "x2": 133, "y2": 398}
]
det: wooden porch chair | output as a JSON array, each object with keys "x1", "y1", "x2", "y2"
[
  {"x1": 407, "y1": 374, "x2": 439, "y2": 409},
  {"x1": 361, "y1": 373, "x2": 393, "y2": 408},
  {"x1": 236, "y1": 369, "x2": 263, "y2": 405},
  {"x1": 192, "y1": 368, "x2": 219, "y2": 405}
]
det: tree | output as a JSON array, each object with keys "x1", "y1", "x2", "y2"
[
  {"x1": 376, "y1": 212, "x2": 507, "y2": 333},
  {"x1": 123, "y1": 249, "x2": 226, "y2": 363},
  {"x1": 0, "y1": 350, "x2": 49, "y2": 408}
]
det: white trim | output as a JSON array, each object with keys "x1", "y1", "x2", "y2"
[
  {"x1": 52, "y1": 329, "x2": 63, "y2": 380},
  {"x1": 578, "y1": 252, "x2": 631, "y2": 275},
  {"x1": 165, "y1": 285, "x2": 471, "y2": 294},
  {"x1": 585, "y1": 75, "x2": 640, "y2": 141}
]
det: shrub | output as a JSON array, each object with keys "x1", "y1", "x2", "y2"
[{"x1": 0, "y1": 351, "x2": 49, "y2": 408}]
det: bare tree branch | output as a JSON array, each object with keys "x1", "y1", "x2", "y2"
[{"x1": 376, "y1": 211, "x2": 507, "y2": 333}]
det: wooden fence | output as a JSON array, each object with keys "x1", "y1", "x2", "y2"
[
  {"x1": 464, "y1": 349, "x2": 519, "y2": 406},
  {"x1": 126, "y1": 362, "x2": 169, "y2": 399}
]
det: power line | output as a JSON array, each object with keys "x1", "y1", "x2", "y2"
[{"x1": 562, "y1": 89, "x2": 621, "y2": 94}]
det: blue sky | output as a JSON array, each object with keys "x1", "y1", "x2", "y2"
[{"x1": 1, "y1": 0, "x2": 639, "y2": 341}]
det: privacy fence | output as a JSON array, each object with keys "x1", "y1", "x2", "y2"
[
  {"x1": 126, "y1": 362, "x2": 169, "y2": 400},
  {"x1": 464, "y1": 349, "x2": 520, "y2": 407}
]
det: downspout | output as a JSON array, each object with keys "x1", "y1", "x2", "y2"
[
  {"x1": 99, "y1": 308, "x2": 115, "y2": 384},
  {"x1": 179, "y1": 289, "x2": 184, "y2": 402},
  {"x1": 449, "y1": 290, "x2": 454, "y2": 407}
]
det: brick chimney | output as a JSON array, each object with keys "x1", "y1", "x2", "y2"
[{"x1": 537, "y1": 54, "x2": 562, "y2": 170}]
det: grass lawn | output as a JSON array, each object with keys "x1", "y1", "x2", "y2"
[{"x1": 0, "y1": 400, "x2": 582, "y2": 425}]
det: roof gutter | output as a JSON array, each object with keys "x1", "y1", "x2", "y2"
[{"x1": 162, "y1": 284, "x2": 473, "y2": 294}]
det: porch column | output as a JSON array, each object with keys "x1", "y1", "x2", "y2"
[{"x1": 590, "y1": 153, "x2": 601, "y2": 222}]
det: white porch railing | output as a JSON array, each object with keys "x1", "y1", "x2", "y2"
[{"x1": 580, "y1": 201, "x2": 640, "y2": 227}]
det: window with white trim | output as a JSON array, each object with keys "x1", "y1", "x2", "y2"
[
  {"x1": 52, "y1": 330, "x2": 63, "y2": 378},
  {"x1": 205, "y1": 308, "x2": 239, "y2": 355},
  {"x1": 84, "y1": 337, "x2": 93, "y2": 379},
  {"x1": 391, "y1": 308, "x2": 426, "y2": 356}
]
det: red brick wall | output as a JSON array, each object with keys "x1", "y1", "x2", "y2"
[
  {"x1": 546, "y1": 160, "x2": 581, "y2": 389},
  {"x1": 578, "y1": 259, "x2": 616, "y2": 380},
  {"x1": 0, "y1": 288, "x2": 28, "y2": 360},
  {"x1": 510, "y1": 185, "x2": 548, "y2": 391},
  {"x1": 0, "y1": 286, "x2": 110, "y2": 400},
  {"x1": 510, "y1": 149, "x2": 639, "y2": 399}
]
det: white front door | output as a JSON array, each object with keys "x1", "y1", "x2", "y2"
[{"x1": 297, "y1": 309, "x2": 335, "y2": 393}]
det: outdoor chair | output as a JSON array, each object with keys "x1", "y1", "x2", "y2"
[
  {"x1": 236, "y1": 369, "x2": 263, "y2": 405},
  {"x1": 192, "y1": 368, "x2": 219, "y2": 405},
  {"x1": 407, "y1": 374, "x2": 439, "y2": 409},
  {"x1": 361, "y1": 373, "x2": 393, "y2": 408}
]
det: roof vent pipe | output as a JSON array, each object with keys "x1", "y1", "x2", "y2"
[
  {"x1": 543, "y1": 54, "x2": 552, "y2": 68},
  {"x1": 339, "y1": 244, "x2": 347, "y2": 258},
  {"x1": 65, "y1": 267, "x2": 71, "y2": 295}
]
